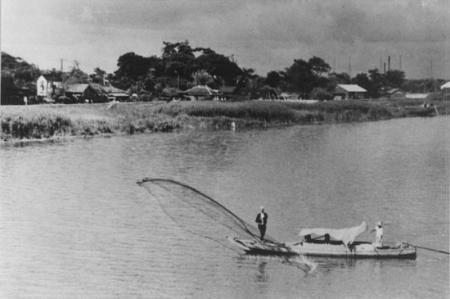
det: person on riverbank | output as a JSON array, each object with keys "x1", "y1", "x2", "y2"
[
  {"x1": 371, "y1": 221, "x2": 384, "y2": 248},
  {"x1": 255, "y1": 206, "x2": 268, "y2": 241}
]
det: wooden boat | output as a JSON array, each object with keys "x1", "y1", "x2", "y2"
[
  {"x1": 404, "y1": 105, "x2": 436, "y2": 117},
  {"x1": 290, "y1": 239, "x2": 416, "y2": 259},
  {"x1": 227, "y1": 237, "x2": 298, "y2": 256},
  {"x1": 227, "y1": 237, "x2": 417, "y2": 259}
]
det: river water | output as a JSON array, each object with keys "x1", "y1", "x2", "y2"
[{"x1": 0, "y1": 116, "x2": 448, "y2": 298}]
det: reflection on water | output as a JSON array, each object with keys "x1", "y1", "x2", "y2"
[
  {"x1": 312, "y1": 256, "x2": 417, "y2": 273},
  {"x1": 256, "y1": 261, "x2": 268, "y2": 282},
  {"x1": 0, "y1": 117, "x2": 448, "y2": 298}
]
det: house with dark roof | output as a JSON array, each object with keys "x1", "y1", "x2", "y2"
[
  {"x1": 63, "y1": 83, "x2": 129, "y2": 103},
  {"x1": 217, "y1": 86, "x2": 237, "y2": 101},
  {"x1": 386, "y1": 88, "x2": 406, "y2": 99},
  {"x1": 88, "y1": 83, "x2": 129, "y2": 102},
  {"x1": 184, "y1": 85, "x2": 219, "y2": 100}
]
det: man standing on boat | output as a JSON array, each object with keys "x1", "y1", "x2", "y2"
[
  {"x1": 255, "y1": 206, "x2": 268, "y2": 241},
  {"x1": 372, "y1": 222, "x2": 384, "y2": 248}
]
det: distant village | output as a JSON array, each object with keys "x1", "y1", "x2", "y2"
[{"x1": 2, "y1": 41, "x2": 449, "y2": 105}]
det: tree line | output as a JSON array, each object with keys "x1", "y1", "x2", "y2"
[
  {"x1": 105, "y1": 41, "x2": 410, "y2": 99},
  {"x1": 1, "y1": 42, "x2": 446, "y2": 101}
]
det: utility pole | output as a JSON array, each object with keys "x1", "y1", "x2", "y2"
[
  {"x1": 430, "y1": 58, "x2": 433, "y2": 79},
  {"x1": 430, "y1": 58, "x2": 436, "y2": 92},
  {"x1": 348, "y1": 56, "x2": 352, "y2": 76},
  {"x1": 388, "y1": 56, "x2": 391, "y2": 72}
]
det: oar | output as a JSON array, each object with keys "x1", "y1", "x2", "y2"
[{"x1": 406, "y1": 243, "x2": 450, "y2": 255}]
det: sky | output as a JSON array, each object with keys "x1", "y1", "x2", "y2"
[{"x1": 1, "y1": 0, "x2": 449, "y2": 79}]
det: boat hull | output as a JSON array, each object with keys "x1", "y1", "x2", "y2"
[
  {"x1": 227, "y1": 237, "x2": 417, "y2": 259},
  {"x1": 290, "y1": 241, "x2": 417, "y2": 259}
]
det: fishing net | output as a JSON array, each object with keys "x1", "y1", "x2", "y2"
[{"x1": 137, "y1": 178, "x2": 280, "y2": 249}]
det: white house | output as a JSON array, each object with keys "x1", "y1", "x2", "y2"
[
  {"x1": 36, "y1": 75, "x2": 62, "y2": 98},
  {"x1": 334, "y1": 84, "x2": 367, "y2": 100},
  {"x1": 440, "y1": 81, "x2": 450, "y2": 100},
  {"x1": 36, "y1": 75, "x2": 48, "y2": 97}
]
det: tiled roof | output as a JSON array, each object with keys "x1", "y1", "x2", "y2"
[
  {"x1": 65, "y1": 84, "x2": 89, "y2": 93},
  {"x1": 440, "y1": 82, "x2": 450, "y2": 89},
  {"x1": 337, "y1": 84, "x2": 367, "y2": 92}
]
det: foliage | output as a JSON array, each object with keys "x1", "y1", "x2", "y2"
[
  {"x1": 308, "y1": 56, "x2": 331, "y2": 77},
  {"x1": 1, "y1": 52, "x2": 41, "y2": 90},
  {"x1": 89, "y1": 67, "x2": 107, "y2": 84},
  {"x1": 62, "y1": 67, "x2": 89, "y2": 85},
  {"x1": 194, "y1": 48, "x2": 242, "y2": 85},
  {"x1": 192, "y1": 69, "x2": 214, "y2": 85},
  {"x1": 265, "y1": 71, "x2": 283, "y2": 88},
  {"x1": 352, "y1": 73, "x2": 371, "y2": 94},
  {"x1": 310, "y1": 87, "x2": 333, "y2": 100},
  {"x1": 284, "y1": 57, "x2": 331, "y2": 95},
  {"x1": 109, "y1": 42, "x2": 243, "y2": 92},
  {"x1": 384, "y1": 70, "x2": 405, "y2": 88},
  {"x1": 367, "y1": 68, "x2": 385, "y2": 97}
]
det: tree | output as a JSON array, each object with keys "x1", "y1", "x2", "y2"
[
  {"x1": 194, "y1": 49, "x2": 242, "y2": 85},
  {"x1": 192, "y1": 69, "x2": 213, "y2": 85},
  {"x1": 89, "y1": 67, "x2": 107, "y2": 84},
  {"x1": 384, "y1": 70, "x2": 405, "y2": 88},
  {"x1": 265, "y1": 71, "x2": 283, "y2": 88},
  {"x1": 285, "y1": 59, "x2": 314, "y2": 94},
  {"x1": 285, "y1": 57, "x2": 332, "y2": 95},
  {"x1": 368, "y1": 68, "x2": 384, "y2": 97},
  {"x1": 161, "y1": 41, "x2": 196, "y2": 79},
  {"x1": 115, "y1": 52, "x2": 151, "y2": 81},
  {"x1": 46, "y1": 68, "x2": 63, "y2": 82},
  {"x1": 1, "y1": 52, "x2": 41, "y2": 89},
  {"x1": 308, "y1": 56, "x2": 331, "y2": 77},
  {"x1": 310, "y1": 87, "x2": 333, "y2": 100},
  {"x1": 352, "y1": 73, "x2": 371, "y2": 94},
  {"x1": 329, "y1": 72, "x2": 351, "y2": 84},
  {"x1": 62, "y1": 67, "x2": 89, "y2": 85}
]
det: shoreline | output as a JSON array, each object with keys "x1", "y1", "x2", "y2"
[{"x1": 1, "y1": 99, "x2": 448, "y2": 145}]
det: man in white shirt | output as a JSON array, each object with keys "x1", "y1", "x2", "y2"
[{"x1": 372, "y1": 221, "x2": 384, "y2": 248}]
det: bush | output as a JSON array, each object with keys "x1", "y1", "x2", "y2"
[{"x1": 310, "y1": 87, "x2": 333, "y2": 101}]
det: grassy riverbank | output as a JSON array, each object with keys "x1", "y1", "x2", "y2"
[{"x1": 1, "y1": 98, "x2": 448, "y2": 142}]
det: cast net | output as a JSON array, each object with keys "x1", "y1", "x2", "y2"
[{"x1": 137, "y1": 178, "x2": 280, "y2": 249}]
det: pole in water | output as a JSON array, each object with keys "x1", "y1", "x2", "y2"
[{"x1": 408, "y1": 243, "x2": 450, "y2": 255}]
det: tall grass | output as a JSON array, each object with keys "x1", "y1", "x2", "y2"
[
  {"x1": 1, "y1": 98, "x2": 445, "y2": 142},
  {"x1": 158, "y1": 100, "x2": 392, "y2": 123},
  {"x1": 159, "y1": 101, "x2": 299, "y2": 122},
  {"x1": 1, "y1": 113, "x2": 74, "y2": 140},
  {"x1": 0, "y1": 102, "x2": 180, "y2": 141}
]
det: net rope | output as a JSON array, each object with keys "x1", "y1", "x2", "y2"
[{"x1": 137, "y1": 178, "x2": 280, "y2": 250}]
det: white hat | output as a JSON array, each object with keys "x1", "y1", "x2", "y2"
[
  {"x1": 376, "y1": 221, "x2": 383, "y2": 227},
  {"x1": 260, "y1": 206, "x2": 264, "y2": 210}
]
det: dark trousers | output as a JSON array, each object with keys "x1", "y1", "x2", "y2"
[{"x1": 258, "y1": 224, "x2": 266, "y2": 240}]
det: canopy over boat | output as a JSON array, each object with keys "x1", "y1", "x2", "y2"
[{"x1": 299, "y1": 221, "x2": 367, "y2": 246}]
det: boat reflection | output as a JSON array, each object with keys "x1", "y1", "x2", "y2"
[{"x1": 309, "y1": 256, "x2": 417, "y2": 273}]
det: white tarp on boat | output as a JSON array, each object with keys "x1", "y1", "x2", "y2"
[{"x1": 299, "y1": 221, "x2": 367, "y2": 246}]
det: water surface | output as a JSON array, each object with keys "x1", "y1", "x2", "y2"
[{"x1": 1, "y1": 116, "x2": 448, "y2": 298}]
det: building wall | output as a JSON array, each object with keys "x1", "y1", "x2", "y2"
[
  {"x1": 37, "y1": 76, "x2": 48, "y2": 97},
  {"x1": 443, "y1": 88, "x2": 450, "y2": 100}
]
